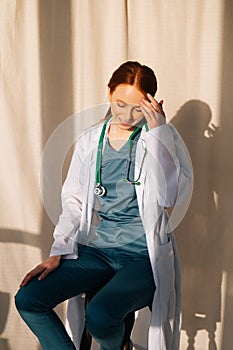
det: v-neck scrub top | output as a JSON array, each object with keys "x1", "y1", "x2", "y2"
[{"x1": 88, "y1": 132, "x2": 148, "y2": 255}]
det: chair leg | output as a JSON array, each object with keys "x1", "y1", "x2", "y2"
[
  {"x1": 122, "y1": 339, "x2": 134, "y2": 350},
  {"x1": 80, "y1": 327, "x2": 92, "y2": 350},
  {"x1": 122, "y1": 312, "x2": 135, "y2": 349},
  {"x1": 80, "y1": 290, "x2": 97, "y2": 350}
]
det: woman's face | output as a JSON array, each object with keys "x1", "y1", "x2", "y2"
[{"x1": 109, "y1": 84, "x2": 146, "y2": 130}]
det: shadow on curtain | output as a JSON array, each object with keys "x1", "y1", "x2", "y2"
[
  {"x1": 38, "y1": 5, "x2": 74, "y2": 350},
  {"x1": 1, "y1": 1, "x2": 233, "y2": 349},
  {"x1": 0, "y1": 290, "x2": 10, "y2": 349},
  {"x1": 38, "y1": 0, "x2": 74, "y2": 258},
  {"x1": 219, "y1": 0, "x2": 233, "y2": 348},
  {"x1": 171, "y1": 100, "x2": 222, "y2": 350},
  {"x1": 168, "y1": 1, "x2": 233, "y2": 348},
  {"x1": 0, "y1": 229, "x2": 43, "y2": 349}
]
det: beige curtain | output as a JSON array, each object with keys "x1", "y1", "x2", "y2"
[{"x1": 1, "y1": 0, "x2": 232, "y2": 349}]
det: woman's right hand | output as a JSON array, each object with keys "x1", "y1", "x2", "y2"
[{"x1": 20, "y1": 255, "x2": 61, "y2": 287}]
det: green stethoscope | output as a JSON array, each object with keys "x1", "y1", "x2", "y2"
[{"x1": 94, "y1": 117, "x2": 149, "y2": 197}]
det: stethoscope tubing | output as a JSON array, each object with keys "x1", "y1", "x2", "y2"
[{"x1": 94, "y1": 116, "x2": 148, "y2": 196}]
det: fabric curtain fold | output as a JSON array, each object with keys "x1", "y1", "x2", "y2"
[{"x1": 0, "y1": 1, "x2": 231, "y2": 349}]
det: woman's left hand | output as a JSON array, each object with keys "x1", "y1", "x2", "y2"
[{"x1": 140, "y1": 93, "x2": 166, "y2": 129}]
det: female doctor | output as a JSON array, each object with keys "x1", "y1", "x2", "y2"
[{"x1": 15, "y1": 61, "x2": 193, "y2": 350}]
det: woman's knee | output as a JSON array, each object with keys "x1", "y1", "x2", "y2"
[
  {"x1": 86, "y1": 300, "x2": 118, "y2": 337},
  {"x1": 15, "y1": 287, "x2": 32, "y2": 312},
  {"x1": 15, "y1": 284, "x2": 43, "y2": 313}
]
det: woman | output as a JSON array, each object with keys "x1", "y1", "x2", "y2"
[{"x1": 15, "y1": 61, "x2": 193, "y2": 350}]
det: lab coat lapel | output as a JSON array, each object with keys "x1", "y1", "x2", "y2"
[{"x1": 135, "y1": 129, "x2": 147, "y2": 219}]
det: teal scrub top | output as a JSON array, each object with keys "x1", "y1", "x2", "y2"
[{"x1": 89, "y1": 132, "x2": 148, "y2": 255}]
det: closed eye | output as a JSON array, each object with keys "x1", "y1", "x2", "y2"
[{"x1": 117, "y1": 102, "x2": 126, "y2": 107}]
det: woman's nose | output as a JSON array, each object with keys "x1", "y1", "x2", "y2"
[{"x1": 124, "y1": 106, "x2": 134, "y2": 121}]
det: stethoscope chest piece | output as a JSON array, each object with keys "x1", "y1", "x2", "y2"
[{"x1": 94, "y1": 184, "x2": 106, "y2": 197}]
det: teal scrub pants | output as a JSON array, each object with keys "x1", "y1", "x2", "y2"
[{"x1": 15, "y1": 245, "x2": 155, "y2": 350}]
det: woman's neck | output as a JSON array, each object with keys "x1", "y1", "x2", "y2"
[{"x1": 107, "y1": 122, "x2": 135, "y2": 151}]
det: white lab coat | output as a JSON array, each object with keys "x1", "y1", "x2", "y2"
[{"x1": 50, "y1": 119, "x2": 193, "y2": 350}]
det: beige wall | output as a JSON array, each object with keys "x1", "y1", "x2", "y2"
[{"x1": 0, "y1": 1, "x2": 232, "y2": 349}]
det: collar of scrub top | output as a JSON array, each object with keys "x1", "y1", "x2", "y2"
[{"x1": 94, "y1": 116, "x2": 149, "y2": 197}]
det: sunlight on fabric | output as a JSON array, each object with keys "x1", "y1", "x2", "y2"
[
  {"x1": 0, "y1": 0, "x2": 230, "y2": 349},
  {"x1": 0, "y1": 0, "x2": 42, "y2": 232},
  {"x1": 127, "y1": 0, "x2": 224, "y2": 127},
  {"x1": 70, "y1": 0, "x2": 128, "y2": 114}
]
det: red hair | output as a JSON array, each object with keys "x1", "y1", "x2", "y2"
[{"x1": 108, "y1": 61, "x2": 157, "y2": 97}]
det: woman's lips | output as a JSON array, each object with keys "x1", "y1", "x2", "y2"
[{"x1": 118, "y1": 118, "x2": 133, "y2": 126}]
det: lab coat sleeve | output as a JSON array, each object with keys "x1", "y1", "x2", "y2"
[
  {"x1": 50, "y1": 139, "x2": 84, "y2": 257},
  {"x1": 143, "y1": 123, "x2": 193, "y2": 208}
]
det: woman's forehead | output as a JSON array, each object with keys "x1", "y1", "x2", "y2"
[{"x1": 110, "y1": 84, "x2": 145, "y2": 104}]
